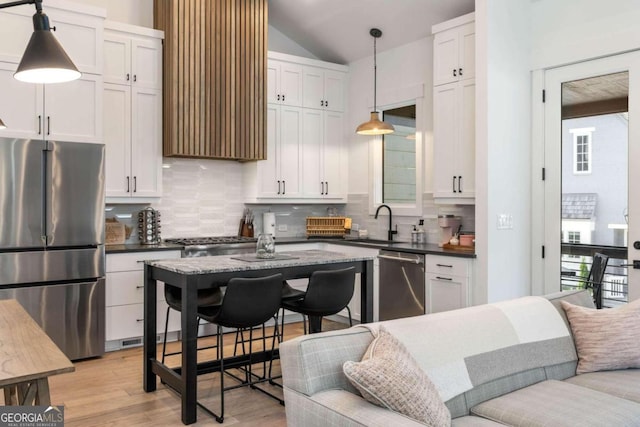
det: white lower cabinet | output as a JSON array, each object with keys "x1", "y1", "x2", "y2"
[
  {"x1": 425, "y1": 255, "x2": 473, "y2": 313},
  {"x1": 105, "y1": 250, "x2": 181, "y2": 350}
]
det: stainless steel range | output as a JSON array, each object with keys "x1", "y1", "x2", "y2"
[{"x1": 165, "y1": 236, "x2": 258, "y2": 257}]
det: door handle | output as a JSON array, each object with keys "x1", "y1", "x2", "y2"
[
  {"x1": 321, "y1": 182, "x2": 324, "y2": 195},
  {"x1": 436, "y1": 276, "x2": 453, "y2": 281},
  {"x1": 126, "y1": 73, "x2": 130, "y2": 81},
  {"x1": 38, "y1": 115, "x2": 42, "y2": 134},
  {"x1": 377, "y1": 254, "x2": 423, "y2": 264},
  {"x1": 277, "y1": 180, "x2": 281, "y2": 195},
  {"x1": 325, "y1": 100, "x2": 328, "y2": 108},
  {"x1": 325, "y1": 181, "x2": 328, "y2": 194},
  {"x1": 459, "y1": 68, "x2": 463, "y2": 76},
  {"x1": 282, "y1": 94, "x2": 285, "y2": 102},
  {"x1": 458, "y1": 175, "x2": 462, "y2": 193},
  {"x1": 133, "y1": 176, "x2": 137, "y2": 193},
  {"x1": 436, "y1": 263, "x2": 453, "y2": 268},
  {"x1": 126, "y1": 176, "x2": 130, "y2": 193},
  {"x1": 133, "y1": 74, "x2": 137, "y2": 82},
  {"x1": 453, "y1": 69, "x2": 457, "y2": 77},
  {"x1": 282, "y1": 180, "x2": 286, "y2": 194},
  {"x1": 277, "y1": 94, "x2": 281, "y2": 101},
  {"x1": 321, "y1": 100, "x2": 324, "y2": 107},
  {"x1": 47, "y1": 116, "x2": 50, "y2": 135},
  {"x1": 452, "y1": 176, "x2": 457, "y2": 193},
  {"x1": 620, "y1": 261, "x2": 640, "y2": 269}
]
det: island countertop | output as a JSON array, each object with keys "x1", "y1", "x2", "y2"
[{"x1": 144, "y1": 249, "x2": 375, "y2": 275}]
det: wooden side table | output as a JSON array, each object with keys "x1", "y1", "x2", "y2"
[{"x1": 0, "y1": 299, "x2": 74, "y2": 405}]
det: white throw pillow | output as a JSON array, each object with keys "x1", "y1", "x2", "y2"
[{"x1": 343, "y1": 325, "x2": 451, "y2": 427}]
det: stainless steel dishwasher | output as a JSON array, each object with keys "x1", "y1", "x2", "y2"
[{"x1": 378, "y1": 250, "x2": 425, "y2": 320}]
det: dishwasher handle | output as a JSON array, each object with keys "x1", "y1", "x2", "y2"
[{"x1": 377, "y1": 254, "x2": 424, "y2": 264}]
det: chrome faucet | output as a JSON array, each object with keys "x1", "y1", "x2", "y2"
[{"x1": 374, "y1": 204, "x2": 398, "y2": 241}]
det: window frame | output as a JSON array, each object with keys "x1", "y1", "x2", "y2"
[{"x1": 570, "y1": 127, "x2": 595, "y2": 175}]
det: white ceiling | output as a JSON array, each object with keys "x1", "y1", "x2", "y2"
[{"x1": 268, "y1": 0, "x2": 475, "y2": 64}]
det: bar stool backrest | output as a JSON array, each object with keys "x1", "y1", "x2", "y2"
[
  {"x1": 302, "y1": 267, "x2": 356, "y2": 315},
  {"x1": 216, "y1": 273, "x2": 283, "y2": 328}
]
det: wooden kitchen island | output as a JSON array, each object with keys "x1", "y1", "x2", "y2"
[{"x1": 142, "y1": 249, "x2": 374, "y2": 425}]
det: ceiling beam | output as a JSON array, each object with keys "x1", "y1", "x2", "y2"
[{"x1": 562, "y1": 97, "x2": 628, "y2": 120}]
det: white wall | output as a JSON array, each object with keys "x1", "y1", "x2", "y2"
[
  {"x1": 75, "y1": 0, "x2": 153, "y2": 27},
  {"x1": 530, "y1": 0, "x2": 640, "y2": 70},
  {"x1": 475, "y1": 0, "x2": 532, "y2": 303}
]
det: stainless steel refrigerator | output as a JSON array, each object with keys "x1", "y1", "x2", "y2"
[{"x1": 0, "y1": 137, "x2": 105, "y2": 360}]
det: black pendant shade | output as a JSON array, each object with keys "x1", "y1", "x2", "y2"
[{"x1": 13, "y1": 8, "x2": 81, "y2": 83}]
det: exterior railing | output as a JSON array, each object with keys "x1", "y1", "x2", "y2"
[{"x1": 560, "y1": 243, "x2": 628, "y2": 307}]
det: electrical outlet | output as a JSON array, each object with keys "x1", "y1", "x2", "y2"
[
  {"x1": 278, "y1": 224, "x2": 287, "y2": 232},
  {"x1": 351, "y1": 223, "x2": 360, "y2": 231},
  {"x1": 497, "y1": 214, "x2": 514, "y2": 230}
]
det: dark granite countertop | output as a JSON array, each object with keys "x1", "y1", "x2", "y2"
[
  {"x1": 105, "y1": 243, "x2": 184, "y2": 254},
  {"x1": 106, "y1": 237, "x2": 475, "y2": 258}
]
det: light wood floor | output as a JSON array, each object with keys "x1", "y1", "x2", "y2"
[{"x1": 42, "y1": 320, "x2": 346, "y2": 426}]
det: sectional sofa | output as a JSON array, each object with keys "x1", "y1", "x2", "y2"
[{"x1": 280, "y1": 290, "x2": 640, "y2": 426}]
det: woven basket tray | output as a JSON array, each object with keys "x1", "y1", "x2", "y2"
[{"x1": 306, "y1": 217, "x2": 347, "y2": 237}]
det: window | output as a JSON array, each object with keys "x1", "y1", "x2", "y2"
[
  {"x1": 570, "y1": 128, "x2": 594, "y2": 174},
  {"x1": 382, "y1": 105, "x2": 416, "y2": 204},
  {"x1": 567, "y1": 231, "x2": 581, "y2": 244}
]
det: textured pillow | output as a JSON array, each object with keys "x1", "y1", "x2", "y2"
[
  {"x1": 562, "y1": 299, "x2": 640, "y2": 374},
  {"x1": 343, "y1": 325, "x2": 451, "y2": 426}
]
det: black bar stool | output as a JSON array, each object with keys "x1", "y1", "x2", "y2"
[
  {"x1": 281, "y1": 266, "x2": 356, "y2": 334},
  {"x1": 161, "y1": 284, "x2": 224, "y2": 363},
  {"x1": 196, "y1": 273, "x2": 283, "y2": 423}
]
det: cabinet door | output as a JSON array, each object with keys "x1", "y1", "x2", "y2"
[
  {"x1": 426, "y1": 273, "x2": 468, "y2": 314},
  {"x1": 433, "y1": 82, "x2": 458, "y2": 198},
  {"x1": 280, "y1": 63, "x2": 303, "y2": 107},
  {"x1": 459, "y1": 23, "x2": 475, "y2": 82},
  {"x1": 457, "y1": 79, "x2": 475, "y2": 198},
  {"x1": 324, "y1": 70, "x2": 345, "y2": 112},
  {"x1": 279, "y1": 106, "x2": 303, "y2": 197},
  {"x1": 132, "y1": 38, "x2": 162, "y2": 89},
  {"x1": 131, "y1": 87, "x2": 162, "y2": 197},
  {"x1": 103, "y1": 34, "x2": 131, "y2": 85},
  {"x1": 266, "y1": 60, "x2": 280, "y2": 104},
  {"x1": 256, "y1": 104, "x2": 281, "y2": 197},
  {"x1": 44, "y1": 74, "x2": 103, "y2": 143},
  {"x1": 104, "y1": 83, "x2": 131, "y2": 198},
  {"x1": 302, "y1": 66, "x2": 323, "y2": 110},
  {"x1": 0, "y1": 10, "x2": 32, "y2": 63},
  {"x1": 46, "y1": 7, "x2": 103, "y2": 75},
  {"x1": 323, "y1": 111, "x2": 344, "y2": 199},
  {"x1": 0, "y1": 62, "x2": 41, "y2": 139},
  {"x1": 433, "y1": 28, "x2": 459, "y2": 86},
  {"x1": 301, "y1": 109, "x2": 323, "y2": 197}
]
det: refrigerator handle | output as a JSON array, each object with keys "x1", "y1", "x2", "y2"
[{"x1": 42, "y1": 144, "x2": 54, "y2": 246}]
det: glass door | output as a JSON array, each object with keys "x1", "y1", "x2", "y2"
[{"x1": 544, "y1": 52, "x2": 640, "y2": 304}]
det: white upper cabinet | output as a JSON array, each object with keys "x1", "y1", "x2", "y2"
[
  {"x1": 433, "y1": 18, "x2": 475, "y2": 86},
  {"x1": 103, "y1": 22, "x2": 164, "y2": 201},
  {"x1": 302, "y1": 66, "x2": 345, "y2": 112},
  {"x1": 432, "y1": 13, "x2": 475, "y2": 204},
  {"x1": 267, "y1": 60, "x2": 303, "y2": 106},
  {"x1": 244, "y1": 52, "x2": 348, "y2": 204},
  {"x1": 104, "y1": 22, "x2": 162, "y2": 89},
  {"x1": 0, "y1": 62, "x2": 41, "y2": 139},
  {"x1": 301, "y1": 109, "x2": 345, "y2": 200}
]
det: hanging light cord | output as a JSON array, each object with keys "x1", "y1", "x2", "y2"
[{"x1": 373, "y1": 34, "x2": 377, "y2": 112}]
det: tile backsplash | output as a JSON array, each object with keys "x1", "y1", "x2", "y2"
[{"x1": 107, "y1": 157, "x2": 474, "y2": 244}]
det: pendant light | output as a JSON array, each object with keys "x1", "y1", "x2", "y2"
[
  {"x1": 356, "y1": 28, "x2": 394, "y2": 136},
  {"x1": 1, "y1": 0, "x2": 81, "y2": 84}
]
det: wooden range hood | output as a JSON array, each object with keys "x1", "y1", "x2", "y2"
[{"x1": 155, "y1": 0, "x2": 267, "y2": 160}]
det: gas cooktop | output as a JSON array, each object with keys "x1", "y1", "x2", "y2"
[{"x1": 164, "y1": 236, "x2": 258, "y2": 246}]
